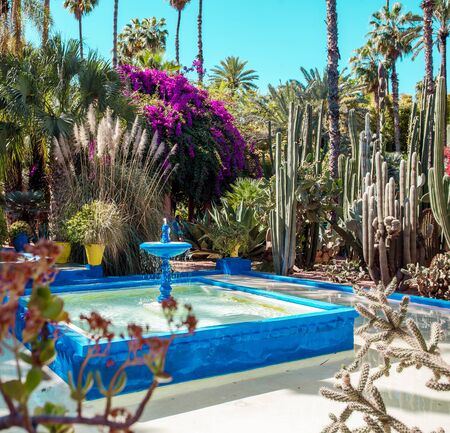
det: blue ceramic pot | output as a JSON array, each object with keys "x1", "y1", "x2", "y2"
[{"x1": 13, "y1": 233, "x2": 29, "y2": 252}]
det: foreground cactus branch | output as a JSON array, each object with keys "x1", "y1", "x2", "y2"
[{"x1": 320, "y1": 279, "x2": 449, "y2": 433}]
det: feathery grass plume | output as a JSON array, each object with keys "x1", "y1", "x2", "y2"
[
  {"x1": 51, "y1": 105, "x2": 168, "y2": 275},
  {"x1": 319, "y1": 278, "x2": 449, "y2": 432}
]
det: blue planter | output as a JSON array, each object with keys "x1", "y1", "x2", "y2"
[
  {"x1": 216, "y1": 257, "x2": 251, "y2": 275},
  {"x1": 13, "y1": 233, "x2": 29, "y2": 252}
]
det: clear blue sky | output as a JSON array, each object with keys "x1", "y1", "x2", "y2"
[{"x1": 28, "y1": 0, "x2": 439, "y2": 95}]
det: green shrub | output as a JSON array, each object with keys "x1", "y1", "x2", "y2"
[
  {"x1": 0, "y1": 211, "x2": 8, "y2": 246},
  {"x1": 8, "y1": 221, "x2": 33, "y2": 241},
  {"x1": 66, "y1": 201, "x2": 124, "y2": 247}
]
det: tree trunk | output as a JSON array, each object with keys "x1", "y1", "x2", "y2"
[
  {"x1": 422, "y1": 0, "x2": 434, "y2": 94},
  {"x1": 78, "y1": 16, "x2": 83, "y2": 59},
  {"x1": 112, "y1": 0, "x2": 118, "y2": 67},
  {"x1": 391, "y1": 61, "x2": 401, "y2": 152},
  {"x1": 326, "y1": 0, "x2": 340, "y2": 178},
  {"x1": 188, "y1": 197, "x2": 195, "y2": 222},
  {"x1": 175, "y1": 10, "x2": 181, "y2": 65},
  {"x1": 12, "y1": 0, "x2": 21, "y2": 54},
  {"x1": 439, "y1": 28, "x2": 448, "y2": 145},
  {"x1": 197, "y1": 0, "x2": 204, "y2": 84},
  {"x1": 42, "y1": 0, "x2": 50, "y2": 46}
]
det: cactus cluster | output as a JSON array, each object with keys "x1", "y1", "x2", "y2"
[{"x1": 270, "y1": 103, "x2": 300, "y2": 275}]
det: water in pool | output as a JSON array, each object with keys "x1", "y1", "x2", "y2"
[{"x1": 60, "y1": 283, "x2": 322, "y2": 334}]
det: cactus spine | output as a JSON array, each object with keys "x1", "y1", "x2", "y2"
[{"x1": 429, "y1": 77, "x2": 450, "y2": 247}]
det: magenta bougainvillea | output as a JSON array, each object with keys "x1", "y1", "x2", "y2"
[{"x1": 119, "y1": 65, "x2": 260, "y2": 204}]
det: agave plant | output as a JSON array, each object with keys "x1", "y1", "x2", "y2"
[{"x1": 201, "y1": 200, "x2": 266, "y2": 258}]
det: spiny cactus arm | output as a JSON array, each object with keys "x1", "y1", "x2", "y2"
[
  {"x1": 430, "y1": 77, "x2": 450, "y2": 247},
  {"x1": 315, "y1": 102, "x2": 324, "y2": 176}
]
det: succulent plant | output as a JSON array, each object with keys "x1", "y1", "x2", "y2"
[{"x1": 403, "y1": 252, "x2": 450, "y2": 300}]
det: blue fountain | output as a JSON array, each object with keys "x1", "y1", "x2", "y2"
[{"x1": 140, "y1": 219, "x2": 192, "y2": 302}]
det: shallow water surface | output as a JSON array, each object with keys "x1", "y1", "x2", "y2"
[{"x1": 60, "y1": 283, "x2": 322, "y2": 334}]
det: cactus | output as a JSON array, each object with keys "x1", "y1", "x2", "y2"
[
  {"x1": 270, "y1": 102, "x2": 326, "y2": 273},
  {"x1": 270, "y1": 103, "x2": 301, "y2": 275},
  {"x1": 429, "y1": 77, "x2": 450, "y2": 248},
  {"x1": 361, "y1": 151, "x2": 420, "y2": 285}
]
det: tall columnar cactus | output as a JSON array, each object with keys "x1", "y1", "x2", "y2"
[
  {"x1": 270, "y1": 103, "x2": 300, "y2": 275},
  {"x1": 429, "y1": 77, "x2": 450, "y2": 248},
  {"x1": 362, "y1": 151, "x2": 422, "y2": 285}
]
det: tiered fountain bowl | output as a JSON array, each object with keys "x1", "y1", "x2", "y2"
[{"x1": 140, "y1": 219, "x2": 191, "y2": 302}]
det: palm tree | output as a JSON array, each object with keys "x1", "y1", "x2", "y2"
[
  {"x1": 369, "y1": 3, "x2": 421, "y2": 152},
  {"x1": 112, "y1": 0, "x2": 118, "y2": 67},
  {"x1": 197, "y1": 0, "x2": 203, "y2": 83},
  {"x1": 422, "y1": 0, "x2": 435, "y2": 94},
  {"x1": 117, "y1": 17, "x2": 167, "y2": 64},
  {"x1": 42, "y1": 0, "x2": 50, "y2": 46},
  {"x1": 168, "y1": 0, "x2": 190, "y2": 65},
  {"x1": 63, "y1": 0, "x2": 99, "y2": 60},
  {"x1": 326, "y1": 0, "x2": 340, "y2": 178},
  {"x1": 434, "y1": 0, "x2": 450, "y2": 81},
  {"x1": 210, "y1": 56, "x2": 259, "y2": 94},
  {"x1": 350, "y1": 40, "x2": 382, "y2": 135},
  {"x1": 0, "y1": 0, "x2": 46, "y2": 54}
]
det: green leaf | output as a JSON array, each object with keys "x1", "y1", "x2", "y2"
[
  {"x1": 43, "y1": 297, "x2": 64, "y2": 320},
  {"x1": 2, "y1": 380, "x2": 25, "y2": 402},
  {"x1": 112, "y1": 372, "x2": 127, "y2": 395},
  {"x1": 25, "y1": 368, "x2": 43, "y2": 393}
]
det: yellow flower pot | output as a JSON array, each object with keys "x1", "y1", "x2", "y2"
[
  {"x1": 55, "y1": 242, "x2": 71, "y2": 264},
  {"x1": 84, "y1": 244, "x2": 105, "y2": 266}
]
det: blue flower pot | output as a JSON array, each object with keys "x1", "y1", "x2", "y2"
[{"x1": 13, "y1": 233, "x2": 29, "y2": 252}]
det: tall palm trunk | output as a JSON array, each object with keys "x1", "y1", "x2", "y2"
[
  {"x1": 112, "y1": 0, "x2": 118, "y2": 67},
  {"x1": 391, "y1": 60, "x2": 401, "y2": 152},
  {"x1": 197, "y1": 0, "x2": 203, "y2": 84},
  {"x1": 326, "y1": 0, "x2": 340, "y2": 178},
  {"x1": 78, "y1": 15, "x2": 83, "y2": 59},
  {"x1": 175, "y1": 9, "x2": 181, "y2": 65},
  {"x1": 42, "y1": 0, "x2": 50, "y2": 46},
  {"x1": 439, "y1": 27, "x2": 448, "y2": 81},
  {"x1": 422, "y1": 0, "x2": 434, "y2": 94},
  {"x1": 439, "y1": 26, "x2": 448, "y2": 146},
  {"x1": 12, "y1": 0, "x2": 21, "y2": 54}
]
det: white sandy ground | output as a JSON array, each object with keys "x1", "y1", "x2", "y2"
[{"x1": 1, "y1": 275, "x2": 449, "y2": 433}]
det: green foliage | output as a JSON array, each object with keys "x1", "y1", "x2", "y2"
[
  {"x1": 34, "y1": 402, "x2": 73, "y2": 433},
  {"x1": 0, "y1": 209, "x2": 7, "y2": 245},
  {"x1": 203, "y1": 200, "x2": 265, "y2": 258},
  {"x1": 223, "y1": 177, "x2": 270, "y2": 213},
  {"x1": 65, "y1": 201, "x2": 123, "y2": 246},
  {"x1": 209, "y1": 56, "x2": 259, "y2": 94},
  {"x1": 8, "y1": 220, "x2": 32, "y2": 240},
  {"x1": 403, "y1": 252, "x2": 450, "y2": 300},
  {"x1": 117, "y1": 17, "x2": 168, "y2": 63}
]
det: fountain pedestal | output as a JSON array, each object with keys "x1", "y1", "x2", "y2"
[{"x1": 140, "y1": 219, "x2": 191, "y2": 302}]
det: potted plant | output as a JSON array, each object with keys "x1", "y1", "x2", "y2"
[
  {"x1": 9, "y1": 221, "x2": 33, "y2": 252},
  {"x1": 54, "y1": 231, "x2": 72, "y2": 265},
  {"x1": 66, "y1": 201, "x2": 123, "y2": 266}
]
